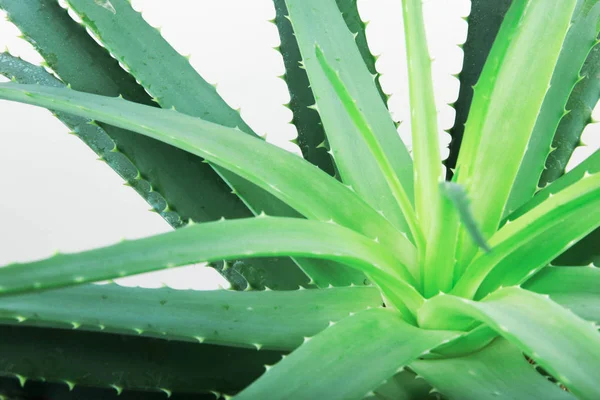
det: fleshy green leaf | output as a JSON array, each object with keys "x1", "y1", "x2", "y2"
[
  {"x1": 314, "y1": 44, "x2": 422, "y2": 260},
  {"x1": 0, "y1": 324, "x2": 281, "y2": 396},
  {"x1": 441, "y1": 182, "x2": 490, "y2": 253},
  {"x1": 371, "y1": 370, "x2": 435, "y2": 400},
  {"x1": 419, "y1": 287, "x2": 600, "y2": 399},
  {"x1": 411, "y1": 338, "x2": 575, "y2": 400},
  {"x1": 509, "y1": 149, "x2": 600, "y2": 218},
  {"x1": 445, "y1": 0, "x2": 512, "y2": 178},
  {"x1": 0, "y1": 83, "x2": 416, "y2": 271},
  {"x1": 55, "y1": 0, "x2": 364, "y2": 291},
  {"x1": 506, "y1": 0, "x2": 600, "y2": 216},
  {"x1": 272, "y1": 0, "x2": 331, "y2": 175},
  {"x1": 0, "y1": 0, "x2": 324, "y2": 291},
  {"x1": 453, "y1": 0, "x2": 577, "y2": 268},
  {"x1": 0, "y1": 217, "x2": 420, "y2": 312},
  {"x1": 0, "y1": 283, "x2": 381, "y2": 350},
  {"x1": 61, "y1": 0, "x2": 299, "y2": 219},
  {"x1": 334, "y1": 0, "x2": 387, "y2": 103},
  {"x1": 452, "y1": 172, "x2": 600, "y2": 299},
  {"x1": 0, "y1": 0, "x2": 249, "y2": 225},
  {"x1": 524, "y1": 266, "x2": 600, "y2": 322},
  {"x1": 272, "y1": 0, "x2": 388, "y2": 173},
  {"x1": 283, "y1": 0, "x2": 415, "y2": 237},
  {"x1": 541, "y1": 44, "x2": 600, "y2": 186},
  {"x1": 235, "y1": 308, "x2": 457, "y2": 400},
  {"x1": 511, "y1": 150, "x2": 600, "y2": 268},
  {"x1": 400, "y1": 0, "x2": 443, "y2": 237}
]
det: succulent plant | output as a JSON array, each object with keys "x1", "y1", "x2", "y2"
[{"x1": 0, "y1": 0, "x2": 599, "y2": 398}]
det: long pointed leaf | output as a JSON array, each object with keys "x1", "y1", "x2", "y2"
[
  {"x1": 0, "y1": 324, "x2": 280, "y2": 396},
  {"x1": 445, "y1": 0, "x2": 512, "y2": 178},
  {"x1": 419, "y1": 287, "x2": 600, "y2": 399},
  {"x1": 0, "y1": 284, "x2": 381, "y2": 351},
  {"x1": 283, "y1": 0, "x2": 415, "y2": 236},
  {"x1": 315, "y1": 45, "x2": 422, "y2": 257},
  {"x1": 372, "y1": 370, "x2": 435, "y2": 400},
  {"x1": 272, "y1": 0, "x2": 335, "y2": 175},
  {"x1": 0, "y1": 83, "x2": 416, "y2": 269},
  {"x1": 411, "y1": 338, "x2": 575, "y2": 400},
  {"x1": 509, "y1": 149, "x2": 600, "y2": 268},
  {"x1": 0, "y1": 217, "x2": 420, "y2": 310},
  {"x1": 235, "y1": 308, "x2": 457, "y2": 400},
  {"x1": 541, "y1": 42, "x2": 600, "y2": 186},
  {"x1": 453, "y1": 0, "x2": 577, "y2": 268},
  {"x1": 272, "y1": 0, "x2": 387, "y2": 177},
  {"x1": 524, "y1": 266, "x2": 600, "y2": 322},
  {"x1": 453, "y1": 172, "x2": 600, "y2": 298},
  {"x1": 45, "y1": 0, "x2": 362, "y2": 290},
  {"x1": 506, "y1": 0, "x2": 600, "y2": 215},
  {"x1": 401, "y1": 0, "x2": 443, "y2": 237},
  {"x1": 0, "y1": 0, "x2": 248, "y2": 225},
  {"x1": 0, "y1": 0, "x2": 324, "y2": 290}
]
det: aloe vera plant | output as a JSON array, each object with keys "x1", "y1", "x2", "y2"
[{"x1": 1, "y1": 0, "x2": 600, "y2": 398}]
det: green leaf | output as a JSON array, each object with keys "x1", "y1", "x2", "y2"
[
  {"x1": 371, "y1": 370, "x2": 435, "y2": 400},
  {"x1": 509, "y1": 149, "x2": 600, "y2": 218},
  {"x1": 54, "y1": 0, "x2": 361, "y2": 291},
  {"x1": 0, "y1": 0, "x2": 249, "y2": 225},
  {"x1": 0, "y1": 217, "x2": 421, "y2": 311},
  {"x1": 524, "y1": 266, "x2": 600, "y2": 322},
  {"x1": 0, "y1": 0, "x2": 325, "y2": 291},
  {"x1": 411, "y1": 338, "x2": 575, "y2": 400},
  {"x1": 334, "y1": 0, "x2": 387, "y2": 104},
  {"x1": 441, "y1": 182, "x2": 491, "y2": 253},
  {"x1": 510, "y1": 149, "x2": 600, "y2": 270},
  {"x1": 400, "y1": 0, "x2": 443, "y2": 238},
  {"x1": 541, "y1": 43, "x2": 600, "y2": 187},
  {"x1": 506, "y1": 0, "x2": 600, "y2": 216},
  {"x1": 0, "y1": 324, "x2": 281, "y2": 396},
  {"x1": 0, "y1": 52, "x2": 174, "y2": 227},
  {"x1": 272, "y1": 0, "x2": 336, "y2": 176},
  {"x1": 452, "y1": 172, "x2": 600, "y2": 299},
  {"x1": 0, "y1": 283, "x2": 381, "y2": 351},
  {"x1": 453, "y1": 0, "x2": 577, "y2": 268},
  {"x1": 62, "y1": 0, "x2": 302, "y2": 219},
  {"x1": 0, "y1": 377, "x2": 217, "y2": 400},
  {"x1": 0, "y1": 83, "x2": 416, "y2": 269},
  {"x1": 235, "y1": 308, "x2": 457, "y2": 400},
  {"x1": 314, "y1": 44, "x2": 422, "y2": 260},
  {"x1": 445, "y1": 0, "x2": 512, "y2": 178},
  {"x1": 419, "y1": 287, "x2": 600, "y2": 399},
  {"x1": 272, "y1": 0, "x2": 387, "y2": 177},
  {"x1": 283, "y1": 0, "x2": 415, "y2": 237}
]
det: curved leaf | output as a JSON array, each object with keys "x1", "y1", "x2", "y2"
[
  {"x1": 453, "y1": 0, "x2": 577, "y2": 268},
  {"x1": 0, "y1": 0, "x2": 250, "y2": 225},
  {"x1": 0, "y1": 83, "x2": 416, "y2": 269},
  {"x1": 419, "y1": 287, "x2": 600, "y2": 399},
  {"x1": 284, "y1": 0, "x2": 415, "y2": 236},
  {"x1": 445, "y1": 0, "x2": 512, "y2": 178},
  {"x1": 401, "y1": 0, "x2": 443, "y2": 238},
  {"x1": 411, "y1": 338, "x2": 575, "y2": 400},
  {"x1": 524, "y1": 266, "x2": 600, "y2": 322},
  {"x1": 506, "y1": 0, "x2": 600, "y2": 216},
  {"x1": 452, "y1": 172, "x2": 600, "y2": 298},
  {"x1": 0, "y1": 284, "x2": 381, "y2": 350},
  {"x1": 0, "y1": 324, "x2": 281, "y2": 396},
  {"x1": 0, "y1": 1, "x2": 324, "y2": 290},
  {"x1": 541, "y1": 41, "x2": 600, "y2": 186},
  {"x1": 0, "y1": 217, "x2": 421, "y2": 311},
  {"x1": 235, "y1": 308, "x2": 457, "y2": 400}
]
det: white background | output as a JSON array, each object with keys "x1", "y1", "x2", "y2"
[{"x1": 0, "y1": 0, "x2": 598, "y2": 289}]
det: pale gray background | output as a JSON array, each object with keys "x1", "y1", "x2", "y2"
[{"x1": 0, "y1": 0, "x2": 598, "y2": 289}]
